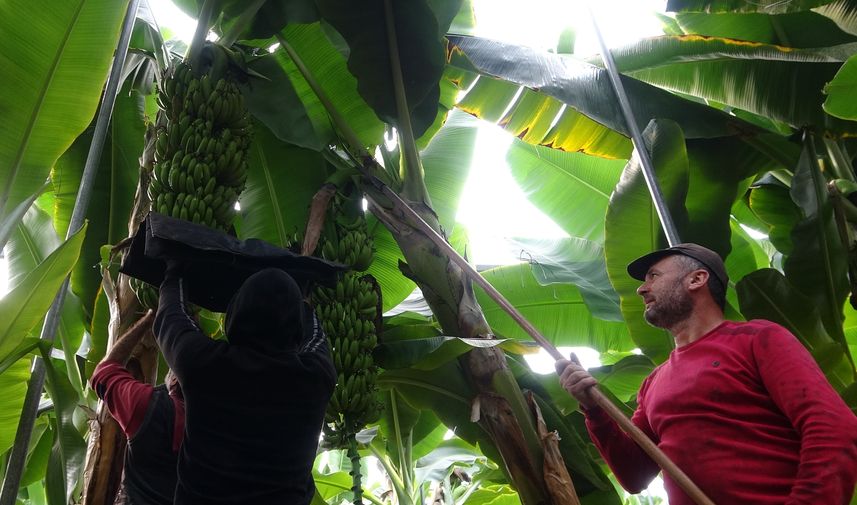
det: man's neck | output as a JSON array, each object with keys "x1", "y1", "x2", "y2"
[{"x1": 670, "y1": 310, "x2": 725, "y2": 348}]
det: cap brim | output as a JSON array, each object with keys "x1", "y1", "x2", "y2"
[{"x1": 627, "y1": 249, "x2": 679, "y2": 281}]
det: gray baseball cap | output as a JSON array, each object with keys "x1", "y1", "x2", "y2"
[{"x1": 627, "y1": 243, "x2": 728, "y2": 290}]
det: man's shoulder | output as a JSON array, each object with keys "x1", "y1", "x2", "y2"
[{"x1": 716, "y1": 319, "x2": 792, "y2": 339}]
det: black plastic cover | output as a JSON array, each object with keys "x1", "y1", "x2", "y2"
[{"x1": 120, "y1": 213, "x2": 347, "y2": 312}]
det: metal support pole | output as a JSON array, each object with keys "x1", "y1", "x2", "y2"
[
  {"x1": 0, "y1": 1, "x2": 140, "y2": 501},
  {"x1": 587, "y1": 5, "x2": 681, "y2": 247}
]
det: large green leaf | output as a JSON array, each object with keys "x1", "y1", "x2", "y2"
[
  {"x1": 414, "y1": 439, "x2": 483, "y2": 483},
  {"x1": 0, "y1": 219, "x2": 87, "y2": 362},
  {"x1": 0, "y1": 0, "x2": 131, "y2": 219},
  {"x1": 236, "y1": 121, "x2": 330, "y2": 247},
  {"x1": 604, "y1": 120, "x2": 692, "y2": 362},
  {"x1": 222, "y1": 0, "x2": 319, "y2": 40},
  {"x1": 446, "y1": 35, "x2": 756, "y2": 159},
  {"x1": 505, "y1": 136, "x2": 626, "y2": 242},
  {"x1": 43, "y1": 358, "x2": 86, "y2": 505},
  {"x1": 244, "y1": 54, "x2": 323, "y2": 151},
  {"x1": 824, "y1": 53, "x2": 857, "y2": 120},
  {"x1": 52, "y1": 85, "x2": 145, "y2": 316},
  {"x1": 475, "y1": 264, "x2": 633, "y2": 352},
  {"x1": 421, "y1": 110, "x2": 479, "y2": 234},
  {"x1": 0, "y1": 360, "x2": 32, "y2": 454},
  {"x1": 737, "y1": 269, "x2": 855, "y2": 390},
  {"x1": 675, "y1": 11, "x2": 857, "y2": 48},
  {"x1": 588, "y1": 355, "x2": 656, "y2": 403},
  {"x1": 456, "y1": 78, "x2": 631, "y2": 159},
  {"x1": 506, "y1": 237, "x2": 622, "y2": 322},
  {"x1": 666, "y1": 0, "x2": 836, "y2": 13},
  {"x1": 273, "y1": 23, "x2": 386, "y2": 148},
  {"x1": 602, "y1": 35, "x2": 857, "y2": 135},
  {"x1": 377, "y1": 362, "x2": 500, "y2": 465},
  {"x1": 6, "y1": 207, "x2": 88, "y2": 392},
  {"x1": 315, "y1": 0, "x2": 448, "y2": 138},
  {"x1": 784, "y1": 139, "x2": 851, "y2": 350},
  {"x1": 0, "y1": 184, "x2": 49, "y2": 254}
]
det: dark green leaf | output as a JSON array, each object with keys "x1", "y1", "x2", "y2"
[
  {"x1": 737, "y1": 268, "x2": 855, "y2": 389},
  {"x1": 589, "y1": 355, "x2": 655, "y2": 402},
  {"x1": 223, "y1": 0, "x2": 319, "y2": 40},
  {"x1": 315, "y1": 0, "x2": 447, "y2": 137},
  {"x1": 666, "y1": 0, "x2": 835, "y2": 14},
  {"x1": 366, "y1": 217, "x2": 415, "y2": 312},
  {"x1": 237, "y1": 122, "x2": 329, "y2": 247},
  {"x1": 675, "y1": 11, "x2": 857, "y2": 48},
  {"x1": 815, "y1": 0, "x2": 857, "y2": 37},
  {"x1": 748, "y1": 182, "x2": 801, "y2": 255},
  {"x1": 0, "y1": 0, "x2": 132, "y2": 219},
  {"x1": 603, "y1": 35, "x2": 857, "y2": 134},
  {"x1": 43, "y1": 356, "x2": 86, "y2": 505},
  {"x1": 20, "y1": 418, "x2": 52, "y2": 488},
  {"x1": 785, "y1": 139, "x2": 851, "y2": 348},
  {"x1": 244, "y1": 55, "x2": 323, "y2": 150}
]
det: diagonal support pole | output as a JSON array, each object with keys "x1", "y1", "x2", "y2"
[{"x1": 0, "y1": 1, "x2": 141, "y2": 502}]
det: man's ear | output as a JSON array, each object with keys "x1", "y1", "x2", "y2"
[{"x1": 686, "y1": 269, "x2": 710, "y2": 292}]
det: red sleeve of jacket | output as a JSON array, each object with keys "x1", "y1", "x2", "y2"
[
  {"x1": 584, "y1": 376, "x2": 662, "y2": 493},
  {"x1": 752, "y1": 323, "x2": 857, "y2": 505},
  {"x1": 90, "y1": 361, "x2": 154, "y2": 438}
]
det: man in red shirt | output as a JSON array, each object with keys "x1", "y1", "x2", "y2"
[
  {"x1": 90, "y1": 310, "x2": 185, "y2": 505},
  {"x1": 557, "y1": 243, "x2": 857, "y2": 504}
]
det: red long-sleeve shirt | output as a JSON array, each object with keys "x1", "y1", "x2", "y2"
[
  {"x1": 585, "y1": 320, "x2": 857, "y2": 505},
  {"x1": 90, "y1": 361, "x2": 185, "y2": 451}
]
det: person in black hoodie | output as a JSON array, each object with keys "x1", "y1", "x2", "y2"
[{"x1": 153, "y1": 264, "x2": 336, "y2": 505}]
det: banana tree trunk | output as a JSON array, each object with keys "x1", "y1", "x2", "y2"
[
  {"x1": 366, "y1": 195, "x2": 551, "y2": 504},
  {"x1": 82, "y1": 127, "x2": 161, "y2": 505}
]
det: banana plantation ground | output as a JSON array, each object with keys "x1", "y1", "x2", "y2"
[{"x1": 1, "y1": 0, "x2": 857, "y2": 504}]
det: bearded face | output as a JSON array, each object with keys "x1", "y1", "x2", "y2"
[{"x1": 643, "y1": 275, "x2": 694, "y2": 328}]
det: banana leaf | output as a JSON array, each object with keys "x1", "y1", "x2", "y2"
[
  {"x1": 604, "y1": 120, "x2": 692, "y2": 363},
  {"x1": 244, "y1": 54, "x2": 323, "y2": 150},
  {"x1": 43, "y1": 357, "x2": 86, "y2": 505},
  {"x1": 784, "y1": 138, "x2": 851, "y2": 355},
  {"x1": 475, "y1": 264, "x2": 633, "y2": 352},
  {"x1": 504, "y1": 136, "x2": 627, "y2": 242},
  {"x1": 666, "y1": 0, "x2": 836, "y2": 13},
  {"x1": 674, "y1": 11, "x2": 857, "y2": 47},
  {"x1": 0, "y1": 0, "x2": 131, "y2": 220},
  {"x1": 824, "y1": 54, "x2": 857, "y2": 120},
  {"x1": 375, "y1": 336, "x2": 538, "y2": 371},
  {"x1": 275, "y1": 22, "x2": 386, "y2": 148},
  {"x1": 446, "y1": 35, "x2": 758, "y2": 159},
  {"x1": 737, "y1": 268, "x2": 855, "y2": 391},
  {"x1": 314, "y1": 0, "x2": 449, "y2": 138},
  {"x1": 52, "y1": 85, "x2": 145, "y2": 316},
  {"x1": 747, "y1": 181, "x2": 802, "y2": 255},
  {"x1": 505, "y1": 237, "x2": 622, "y2": 322},
  {"x1": 6, "y1": 207, "x2": 87, "y2": 392},
  {"x1": 0, "y1": 184, "x2": 49, "y2": 254},
  {"x1": 0, "y1": 360, "x2": 32, "y2": 454},
  {"x1": 236, "y1": 121, "x2": 330, "y2": 248},
  {"x1": 598, "y1": 35, "x2": 857, "y2": 135}
]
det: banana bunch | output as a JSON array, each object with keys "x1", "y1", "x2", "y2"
[
  {"x1": 147, "y1": 43, "x2": 252, "y2": 230},
  {"x1": 133, "y1": 43, "x2": 253, "y2": 311},
  {"x1": 312, "y1": 196, "x2": 383, "y2": 448},
  {"x1": 316, "y1": 273, "x2": 381, "y2": 430}
]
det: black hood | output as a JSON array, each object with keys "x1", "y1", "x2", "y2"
[{"x1": 224, "y1": 268, "x2": 305, "y2": 352}]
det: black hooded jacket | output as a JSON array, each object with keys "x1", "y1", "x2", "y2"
[{"x1": 154, "y1": 267, "x2": 336, "y2": 505}]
